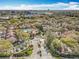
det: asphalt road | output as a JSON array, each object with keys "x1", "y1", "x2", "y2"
[{"x1": 24, "y1": 36, "x2": 55, "y2": 59}]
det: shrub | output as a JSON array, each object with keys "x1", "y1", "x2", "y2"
[
  {"x1": 14, "y1": 48, "x2": 33, "y2": 56},
  {"x1": 0, "y1": 52, "x2": 12, "y2": 57},
  {"x1": 61, "y1": 37, "x2": 78, "y2": 47}
]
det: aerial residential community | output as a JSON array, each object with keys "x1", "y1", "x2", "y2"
[
  {"x1": 0, "y1": 10, "x2": 79, "y2": 59},
  {"x1": 0, "y1": 0, "x2": 79, "y2": 59}
]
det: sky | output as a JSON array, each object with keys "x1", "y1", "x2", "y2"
[{"x1": 0, "y1": 0, "x2": 79, "y2": 10}]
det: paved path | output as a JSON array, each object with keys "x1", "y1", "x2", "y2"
[{"x1": 24, "y1": 36, "x2": 55, "y2": 59}]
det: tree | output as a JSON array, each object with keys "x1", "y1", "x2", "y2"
[{"x1": 15, "y1": 29, "x2": 30, "y2": 40}]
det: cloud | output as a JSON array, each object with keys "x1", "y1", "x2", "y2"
[
  {"x1": 0, "y1": 2, "x2": 79, "y2": 10},
  {"x1": 69, "y1": 2, "x2": 79, "y2": 5}
]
